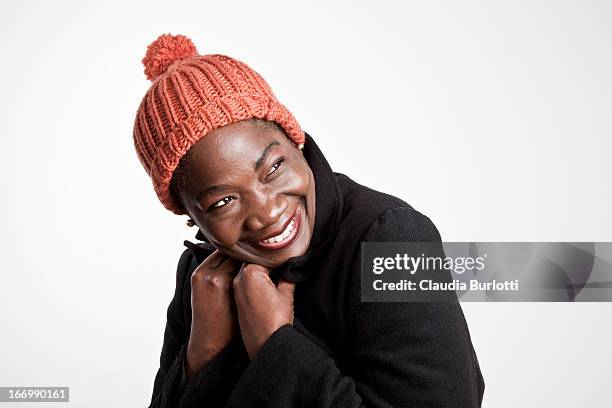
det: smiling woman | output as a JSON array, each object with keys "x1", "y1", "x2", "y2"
[{"x1": 133, "y1": 33, "x2": 484, "y2": 408}]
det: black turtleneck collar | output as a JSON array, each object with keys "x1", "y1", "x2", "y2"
[{"x1": 183, "y1": 131, "x2": 344, "y2": 282}]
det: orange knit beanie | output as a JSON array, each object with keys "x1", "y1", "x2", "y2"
[{"x1": 132, "y1": 33, "x2": 305, "y2": 215}]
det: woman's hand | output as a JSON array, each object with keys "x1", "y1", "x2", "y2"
[
  {"x1": 186, "y1": 250, "x2": 241, "y2": 377},
  {"x1": 232, "y1": 263, "x2": 296, "y2": 361}
]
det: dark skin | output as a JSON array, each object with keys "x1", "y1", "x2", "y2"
[{"x1": 172, "y1": 119, "x2": 316, "y2": 376}]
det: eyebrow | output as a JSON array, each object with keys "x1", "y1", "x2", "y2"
[
  {"x1": 254, "y1": 141, "x2": 280, "y2": 171},
  {"x1": 196, "y1": 185, "x2": 232, "y2": 202},
  {"x1": 196, "y1": 141, "x2": 281, "y2": 202}
]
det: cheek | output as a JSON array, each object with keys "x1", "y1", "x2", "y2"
[
  {"x1": 286, "y1": 163, "x2": 312, "y2": 193},
  {"x1": 204, "y1": 219, "x2": 243, "y2": 247}
]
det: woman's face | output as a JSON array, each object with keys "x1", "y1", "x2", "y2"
[{"x1": 176, "y1": 120, "x2": 316, "y2": 268}]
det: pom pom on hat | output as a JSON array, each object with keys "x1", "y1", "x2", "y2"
[{"x1": 142, "y1": 33, "x2": 199, "y2": 81}]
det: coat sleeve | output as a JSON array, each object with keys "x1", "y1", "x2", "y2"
[
  {"x1": 225, "y1": 207, "x2": 485, "y2": 407},
  {"x1": 147, "y1": 249, "x2": 250, "y2": 408}
]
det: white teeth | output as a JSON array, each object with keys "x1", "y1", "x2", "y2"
[{"x1": 260, "y1": 218, "x2": 295, "y2": 244}]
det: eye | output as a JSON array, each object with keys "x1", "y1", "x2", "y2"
[
  {"x1": 266, "y1": 158, "x2": 284, "y2": 178},
  {"x1": 207, "y1": 196, "x2": 235, "y2": 212}
]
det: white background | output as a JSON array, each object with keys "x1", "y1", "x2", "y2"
[{"x1": 1, "y1": 0, "x2": 611, "y2": 406}]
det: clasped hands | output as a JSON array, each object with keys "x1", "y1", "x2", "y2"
[{"x1": 185, "y1": 250, "x2": 295, "y2": 377}]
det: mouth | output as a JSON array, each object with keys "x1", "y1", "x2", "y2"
[{"x1": 253, "y1": 206, "x2": 302, "y2": 250}]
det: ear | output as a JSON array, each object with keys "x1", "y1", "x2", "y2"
[{"x1": 295, "y1": 142, "x2": 304, "y2": 155}]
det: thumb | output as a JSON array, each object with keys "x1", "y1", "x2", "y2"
[{"x1": 277, "y1": 279, "x2": 296, "y2": 296}]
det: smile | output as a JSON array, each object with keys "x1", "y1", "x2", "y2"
[{"x1": 254, "y1": 207, "x2": 302, "y2": 250}]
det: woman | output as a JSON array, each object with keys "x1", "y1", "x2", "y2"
[{"x1": 133, "y1": 33, "x2": 485, "y2": 408}]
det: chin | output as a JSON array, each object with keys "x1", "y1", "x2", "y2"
[{"x1": 249, "y1": 248, "x2": 304, "y2": 269}]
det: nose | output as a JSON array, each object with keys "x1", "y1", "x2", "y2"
[{"x1": 244, "y1": 191, "x2": 288, "y2": 232}]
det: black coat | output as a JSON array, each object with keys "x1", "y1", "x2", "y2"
[{"x1": 147, "y1": 133, "x2": 485, "y2": 408}]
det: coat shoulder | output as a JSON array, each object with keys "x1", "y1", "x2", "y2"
[
  {"x1": 336, "y1": 172, "x2": 410, "y2": 214},
  {"x1": 335, "y1": 172, "x2": 409, "y2": 225},
  {"x1": 334, "y1": 172, "x2": 441, "y2": 242}
]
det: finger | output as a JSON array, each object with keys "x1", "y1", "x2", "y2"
[
  {"x1": 277, "y1": 279, "x2": 296, "y2": 296},
  {"x1": 234, "y1": 264, "x2": 274, "y2": 293},
  {"x1": 202, "y1": 249, "x2": 228, "y2": 269},
  {"x1": 216, "y1": 256, "x2": 241, "y2": 274},
  {"x1": 239, "y1": 263, "x2": 272, "y2": 279}
]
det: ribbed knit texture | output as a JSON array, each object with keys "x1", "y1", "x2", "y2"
[{"x1": 133, "y1": 34, "x2": 305, "y2": 214}]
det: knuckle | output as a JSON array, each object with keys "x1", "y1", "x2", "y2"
[
  {"x1": 190, "y1": 269, "x2": 203, "y2": 285},
  {"x1": 203, "y1": 273, "x2": 227, "y2": 288},
  {"x1": 232, "y1": 274, "x2": 241, "y2": 289},
  {"x1": 242, "y1": 264, "x2": 265, "y2": 277},
  {"x1": 191, "y1": 269, "x2": 230, "y2": 289}
]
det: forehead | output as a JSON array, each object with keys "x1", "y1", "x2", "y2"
[{"x1": 182, "y1": 120, "x2": 289, "y2": 183}]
